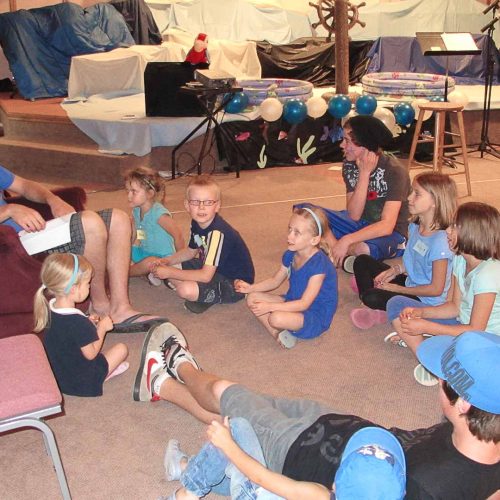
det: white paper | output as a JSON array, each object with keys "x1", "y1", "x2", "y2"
[
  {"x1": 19, "y1": 213, "x2": 75, "y2": 255},
  {"x1": 441, "y1": 33, "x2": 478, "y2": 52}
]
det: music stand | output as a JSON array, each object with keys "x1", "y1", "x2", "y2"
[
  {"x1": 415, "y1": 32, "x2": 481, "y2": 101},
  {"x1": 170, "y1": 85, "x2": 244, "y2": 179}
]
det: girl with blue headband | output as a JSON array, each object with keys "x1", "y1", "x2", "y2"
[
  {"x1": 235, "y1": 207, "x2": 337, "y2": 348},
  {"x1": 33, "y1": 253, "x2": 129, "y2": 397}
]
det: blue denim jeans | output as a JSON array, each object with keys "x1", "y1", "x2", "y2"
[
  {"x1": 386, "y1": 295, "x2": 460, "y2": 326},
  {"x1": 180, "y1": 417, "x2": 284, "y2": 499}
]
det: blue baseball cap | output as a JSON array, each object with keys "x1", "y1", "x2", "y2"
[
  {"x1": 417, "y1": 331, "x2": 500, "y2": 414},
  {"x1": 334, "y1": 426, "x2": 406, "y2": 500}
]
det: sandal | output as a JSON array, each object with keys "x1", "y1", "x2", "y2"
[
  {"x1": 278, "y1": 330, "x2": 297, "y2": 349},
  {"x1": 383, "y1": 331, "x2": 407, "y2": 348}
]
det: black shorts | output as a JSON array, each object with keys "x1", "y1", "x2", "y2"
[{"x1": 182, "y1": 258, "x2": 244, "y2": 305}]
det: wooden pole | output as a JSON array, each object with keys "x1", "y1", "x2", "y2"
[{"x1": 335, "y1": 0, "x2": 349, "y2": 94}]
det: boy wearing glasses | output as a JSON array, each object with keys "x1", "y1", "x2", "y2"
[{"x1": 152, "y1": 175, "x2": 254, "y2": 313}]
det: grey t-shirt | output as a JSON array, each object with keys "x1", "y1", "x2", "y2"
[{"x1": 342, "y1": 154, "x2": 411, "y2": 237}]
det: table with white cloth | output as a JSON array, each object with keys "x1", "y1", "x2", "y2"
[{"x1": 68, "y1": 40, "x2": 261, "y2": 99}]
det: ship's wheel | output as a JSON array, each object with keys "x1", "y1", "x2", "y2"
[{"x1": 309, "y1": 0, "x2": 366, "y2": 40}]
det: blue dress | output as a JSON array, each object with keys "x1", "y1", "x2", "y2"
[{"x1": 283, "y1": 250, "x2": 338, "y2": 339}]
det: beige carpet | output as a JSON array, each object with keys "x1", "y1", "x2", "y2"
[{"x1": 2, "y1": 154, "x2": 500, "y2": 499}]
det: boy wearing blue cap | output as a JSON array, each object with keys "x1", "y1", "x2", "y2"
[
  {"x1": 136, "y1": 328, "x2": 499, "y2": 499},
  {"x1": 161, "y1": 423, "x2": 405, "y2": 500}
]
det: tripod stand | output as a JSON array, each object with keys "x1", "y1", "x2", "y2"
[{"x1": 476, "y1": 1, "x2": 500, "y2": 159}]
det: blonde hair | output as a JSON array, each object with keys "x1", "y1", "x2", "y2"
[
  {"x1": 293, "y1": 206, "x2": 331, "y2": 259},
  {"x1": 454, "y1": 202, "x2": 500, "y2": 260},
  {"x1": 33, "y1": 254, "x2": 93, "y2": 333},
  {"x1": 410, "y1": 173, "x2": 457, "y2": 230},
  {"x1": 186, "y1": 174, "x2": 221, "y2": 201},
  {"x1": 124, "y1": 166, "x2": 164, "y2": 200}
]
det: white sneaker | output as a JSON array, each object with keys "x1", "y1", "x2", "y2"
[{"x1": 148, "y1": 272, "x2": 163, "y2": 287}]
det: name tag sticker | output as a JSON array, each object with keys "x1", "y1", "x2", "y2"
[
  {"x1": 137, "y1": 229, "x2": 146, "y2": 240},
  {"x1": 413, "y1": 239, "x2": 428, "y2": 256}
]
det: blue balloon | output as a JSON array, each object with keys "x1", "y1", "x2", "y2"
[
  {"x1": 355, "y1": 95, "x2": 377, "y2": 115},
  {"x1": 393, "y1": 102, "x2": 415, "y2": 126},
  {"x1": 430, "y1": 95, "x2": 445, "y2": 102},
  {"x1": 225, "y1": 92, "x2": 249, "y2": 114},
  {"x1": 328, "y1": 95, "x2": 352, "y2": 119},
  {"x1": 283, "y1": 99, "x2": 308, "y2": 125}
]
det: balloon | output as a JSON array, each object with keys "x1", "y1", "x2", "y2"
[
  {"x1": 341, "y1": 109, "x2": 358, "y2": 127},
  {"x1": 225, "y1": 92, "x2": 249, "y2": 114},
  {"x1": 328, "y1": 94, "x2": 352, "y2": 119},
  {"x1": 411, "y1": 98, "x2": 433, "y2": 121},
  {"x1": 447, "y1": 90, "x2": 469, "y2": 108},
  {"x1": 259, "y1": 97, "x2": 283, "y2": 122},
  {"x1": 355, "y1": 95, "x2": 377, "y2": 115},
  {"x1": 393, "y1": 102, "x2": 415, "y2": 126},
  {"x1": 430, "y1": 95, "x2": 445, "y2": 102},
  {"x1": 373, "y1": 107, "x2": 397, "y2": 135},
  {"x1": 283, "y1": 99, "x2": 308, "y2": 125},
  {"x1": 306, "y1": 96, "x2": 328, "y2": 119}
]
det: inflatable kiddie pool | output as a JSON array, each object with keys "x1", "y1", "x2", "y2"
[
  {"x1": 238, "y1": 78, "x2": 314, "y2": 105},
  {"x1": 361, "y1": 72, "x2": 455, "y2": 98}
]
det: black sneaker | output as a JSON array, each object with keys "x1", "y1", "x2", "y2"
[{"x1": 184, "y1": 300, "x2": 214, "y2": 314}]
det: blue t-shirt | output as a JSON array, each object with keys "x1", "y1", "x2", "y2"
[
  {"x1": 283, "y1": 249, "x2": 338, "y2": 331},
  {"x1": 453, "y1": 255, "x2": 500, "y2": 335},
  {"x1": 132, "y1": 202, "x2": 176, "y2": 257},
  {"x1": 0, "y1": 165, "x2": 22, "y2": 232},
  {"x1": 189, "y1": 213, "x2": 255, "y2": 283},
  {"x1": 403, "y1": 223, "x2": 453, "y2": 306}
]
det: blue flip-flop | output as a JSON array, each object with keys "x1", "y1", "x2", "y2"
[{"x1": 111, "y1": 314, "x2": 168, "y2": 334}]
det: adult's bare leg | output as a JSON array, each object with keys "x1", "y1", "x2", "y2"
[
  {"x1": 173, "y1": 364, "x2": 235, "y2": 415},
  {"x1": 159, "y1": 378, "x2": 222, "y2": 424},
  {"x1": 81, "y1": 210, "x2": 112, "y2": 315}
]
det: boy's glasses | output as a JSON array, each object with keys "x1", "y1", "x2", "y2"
[{"x1": 188, "y1": 199, "x2": 218, "y2": 207}]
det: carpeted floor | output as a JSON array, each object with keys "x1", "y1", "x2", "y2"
[{"x1": 2, "y1": 154, "x2": 500, "y2": 499}]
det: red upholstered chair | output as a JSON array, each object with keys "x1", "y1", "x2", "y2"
[
  {"x1": 0, "y1": 187, "x2": 87, "y2": 339},
  {"x1": 0, "y1": 334, "x2": 71, "y2": 499}
]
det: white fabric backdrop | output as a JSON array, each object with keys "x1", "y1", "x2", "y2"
[{"x1": 145, "y1": 0, "x2": 500, "y2": 45}]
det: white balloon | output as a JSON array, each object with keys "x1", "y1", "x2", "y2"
[
  {"x1": 411, "y1": 98, "x2": 433, "y2": 121},
  {"x1": 373, "y1": 107, "x2": 397, "y2": 135},
  {"x1": 259, "y1": 98, "x2": 283, "y2": 122},
  {"x1": 447, "y1": 90, "x2": 469, "y2": 108},
  {"x1": 306, "y1": 96, "x2": 328, "y2": 118},
  {"x1": 341, "y1": 109, "x2": 358, "y2": 127}
]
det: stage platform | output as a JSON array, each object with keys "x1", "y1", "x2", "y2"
[{"x1": 0, "y1": 81, "x2": 498, "y2": 187}]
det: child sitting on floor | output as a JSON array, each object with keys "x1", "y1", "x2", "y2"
[
  {"x1": 349, "y1": 173, "x2": 457, "y2": 330},
  {"x1": 151, "y1": 175, "x2": 255, "y2": 314},
  {"x1": 235, "y1": 206, "x2": 337, "y2": 348},
  {"x1": 34, "y1": 253, "x2": 129, "y2": 397},
  {"x1": 386, "y1": 202, "x2": 500, "y2": 386},
  {"x1": 125, "y1": 167, "x2": 184, "y2": 286}
]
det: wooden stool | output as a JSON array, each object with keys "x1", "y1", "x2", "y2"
[{"x1": 407, "y1": 101, "x2": 472, "y2": 196}]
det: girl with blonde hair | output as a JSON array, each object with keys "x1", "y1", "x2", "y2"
[
  {"x1": 34, "y1": 253, "x2": 129, "y2": 397},
  {"x1": 235, "y1": 207, "x2": 337, "y2": 348}
]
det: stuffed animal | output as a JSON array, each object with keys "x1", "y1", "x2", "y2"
[{"x1": 185, "y1": 33, "x2": 209, "y2": 65}]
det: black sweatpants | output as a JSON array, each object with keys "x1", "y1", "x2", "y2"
[{"x1": 353, "y1": 254, "x2": 420, "y2": 311}]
